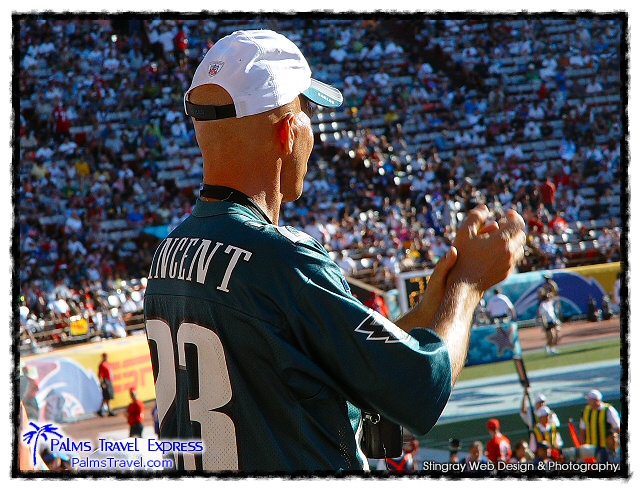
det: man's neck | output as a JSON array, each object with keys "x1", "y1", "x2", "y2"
[{"x1": 201, "y1": 182, "x2": 280, "y2": 224}]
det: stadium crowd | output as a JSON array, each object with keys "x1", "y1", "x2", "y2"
[{"x1": 17, "y1": 16, "x2": 622, "y2": 349}]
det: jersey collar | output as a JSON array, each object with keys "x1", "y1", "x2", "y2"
[{"x1": 192, "y1": 199, "x2": 269, "y2": 223}]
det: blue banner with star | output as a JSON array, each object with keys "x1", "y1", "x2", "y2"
[{"x1": 465, "y1": 322, "x2": 522, "y2": 366}]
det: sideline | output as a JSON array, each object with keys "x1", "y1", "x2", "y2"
[{"x1": 440, "y1": 359, "x2": 621, "y2": 423}]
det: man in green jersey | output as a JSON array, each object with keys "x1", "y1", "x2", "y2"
[{"x1": 144, "y1": 29, "x2": 525, "y2": 473}]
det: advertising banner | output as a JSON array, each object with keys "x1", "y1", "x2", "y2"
[
  {"x1": 21, "y1": 334, "x2": 155, "y2": 423},
  {"x1": 396, "y1": 262, "x2": 621, "y2": 321},
  {"x1": 465, "y1": 322, "x2": 522, "y2": 366}
]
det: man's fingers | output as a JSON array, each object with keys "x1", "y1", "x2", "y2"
[
  {"x1": 461, "y1": 204, "x2": 490, "y2": 237},
  {"x1": 478, "y1": 221, "x2": 499, "y2": 235},
  {"x1": 441, "y1": 246, "x2": 458, "y2": 270},
  {"x1": 505, "y1": 209, "x2": 526, "y2": 229},
  {"x1": 498, "y1": 211, "x2": 527, "y2": 240}
]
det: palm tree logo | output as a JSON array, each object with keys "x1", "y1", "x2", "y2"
[{"x1": 22, "y1": 422, "x2": 63, "y2": 468}]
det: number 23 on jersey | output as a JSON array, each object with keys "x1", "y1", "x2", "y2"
[{"x1": 146, "y1": 319, "x2": 239, "y2": 471}]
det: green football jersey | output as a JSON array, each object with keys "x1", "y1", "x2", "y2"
[{"x1": 143, "y1": 199, "x2": 452, "y2": 473}]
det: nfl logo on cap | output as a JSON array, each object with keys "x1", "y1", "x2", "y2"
[{"x1": 208, "y1": 61, "x2": 224, "y2": 77}]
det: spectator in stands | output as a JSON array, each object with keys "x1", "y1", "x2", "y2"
[
  {"x1": 524, "y1": 120, "x2": 542, "y2": 140},
  {"x1": 17, "y1": 17, "x2": 623, "y2": 351},
  {"x1": 539, "y1": 176, "x2": 557, "y2": 214},
  {"x1": 548, "y1": 211, "x2": 569, "y2": 234},
  {"x1": 67, "y1": 234, "x2": 87, "y2": 256},
  {"x1": 585, "y1": 77, "x2": 604, "y2": 94},
  {"x1": 329, "y1": 41, "x2": 348, "y2": 63},
  {"x1": 126, "y1": 205, "x2": 146, "y2": 228},
  {"x1": 103, "y1": 312, "x2": 128, "y2": 339},
  {"x1": 51, "y1": 99, "x2": 71, "y2": 142},
  {"x1": 335, "y1": 250, "x2": 358, "y2": 276},
  {"x1": 173, "y1": 22, "x2": 189, "y2": 68},
  {"x1": 596, "y1": 227, "x2": 613, "y2": 254},
  {"x1": 590, "y1": 196, "x2": 607, "y2": 221},
  {"x1": 463, "y1": 441, "x2": 492, "y2": 474},
  {"x1": 509, "y1": 440, "x2": 534, "y2": 464},
  {"x1": 120, "y1": 291, "x2": 140, "y2": 319},
  {"x1": 504, "y1": 141, "x2": 525, "y2": 161},
  {"x1": 64, "y1": 210, "x2": 84, "y2": 236}
]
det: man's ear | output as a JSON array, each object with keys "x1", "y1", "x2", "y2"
[{"x1": 276, "y1": 113, "x2": 295, "y2": 154}]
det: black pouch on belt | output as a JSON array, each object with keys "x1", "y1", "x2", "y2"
[{"x1": 361, "y1": 411, "x2": 403, "y2": 459}]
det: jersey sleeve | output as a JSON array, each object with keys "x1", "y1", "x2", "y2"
[{"x1": 282, "y1": 242, "x2": 452, "y2": 436}]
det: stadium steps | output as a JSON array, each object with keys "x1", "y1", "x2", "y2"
[
  {"x1": 157, "y1": 169, "x2": 186, "y2": 182},
  {"x1": 99, "y1": 219, "x2": 129, "y2": 232}
]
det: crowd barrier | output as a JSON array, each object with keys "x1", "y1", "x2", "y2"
[{"x1": 396, "y1": 262, "x2": 621, "y2": 321}]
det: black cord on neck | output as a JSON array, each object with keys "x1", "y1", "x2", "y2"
[{"x1": 199, "y1": 184, "x2": 273, "y2": 224}]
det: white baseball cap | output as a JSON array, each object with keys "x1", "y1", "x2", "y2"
[
  {"x1": 585, "y1": 389, "x2": 603, "y2": 401},
  {"x1": 535, "y1": 405, "x2": 551, "y2": 418},
  {"x1": 534, "y1": 394, "x2": 547, "y2": 404},
  {"x1": 184, "y1": 29, "x2": 343, "y2": 120}
]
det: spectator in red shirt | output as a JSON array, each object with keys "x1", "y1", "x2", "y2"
[
  {"x1": 486, "y1": 418, "x2": 512, "y2": 464},
  {"x1": 526, "y1": 215, "x2": 546, "y2": 236},
  {"x1": 548, "y1": 211, "x2": 569, "y2": 234},
  {"x1": 126, "y1": 388, "x2": 145, "y2": 437},
  {"x1": 552, "y1": 169, "x2": 569, "y2": 189},
  {"x1": 51, "y1": 99, "x2": 71, "y2": 142},
  {"x1": 173, "y1": 22, "x2": 188, "y2": 68},
  {"x1": 97, "y1": 352, "x2": 116, "y2": 417},
  {"x1": 539, "y1": 177, "x2": 557, "y2": 213},
  {"x1": 363, "y1": 292, "x2": 391, "y2": 319}
]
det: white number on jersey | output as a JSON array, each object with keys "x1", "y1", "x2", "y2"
[{"x1": 146, "y1": 319, "x2": 239, "y2": 471}]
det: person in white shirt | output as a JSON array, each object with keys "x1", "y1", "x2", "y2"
[
  {"x1": 335, "y1": 250, "x2": 357, "y2": 276},
  {"x1": 524, "y1": 120, "x2": 542, "y2": 140},
  {"x1": 303, "y1": 216, "x2": 328, "y2": 245},
  {"x1": 485, "y1": 288, "x2": 517, "y2": 322},
  {"x1": 537, "y1": 292, "x2": 561, "y2": 354},
  {"x1": 586, "y1": 79, "x2": 604, "y2": 94},
  {"x1": 520, "y1": 389, "x2": 561, "y2": 430},
  {"x1": 64, "y1": 210, "x2": 84, "y2": 236},
  {"x1": 504, "y1": 142, "x2": 525, "y2": 161},
  {"x1": 329, "y1": 43, "x2": 348, "y2": 63}
]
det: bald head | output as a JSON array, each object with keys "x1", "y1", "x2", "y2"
[
  {"x1": 189, "y1": 84, "x2": 301, "y2": 162},
  {"x1": 188, "y1": 84, "x2": 314, "y2": 220}
]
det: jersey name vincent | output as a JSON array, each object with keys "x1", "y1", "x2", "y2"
[{"x1": 148, "y1": 237, "x2": 252, "y2": 292}]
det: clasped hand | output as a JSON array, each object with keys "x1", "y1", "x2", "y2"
[{"x1": 423, "y1": 204, "x2": 526, "y2": 316}]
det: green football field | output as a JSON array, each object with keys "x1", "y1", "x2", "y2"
[
  {"x1": 420, "y1": 338, "x2": 623, "y2": 453},
  {"x1": 458, "y1": 337, "x2": 622, "y2": 382}
]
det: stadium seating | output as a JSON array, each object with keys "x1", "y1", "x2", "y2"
[{"x1": 17, "y1": 16, "x2": 623, "y2": 347}]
